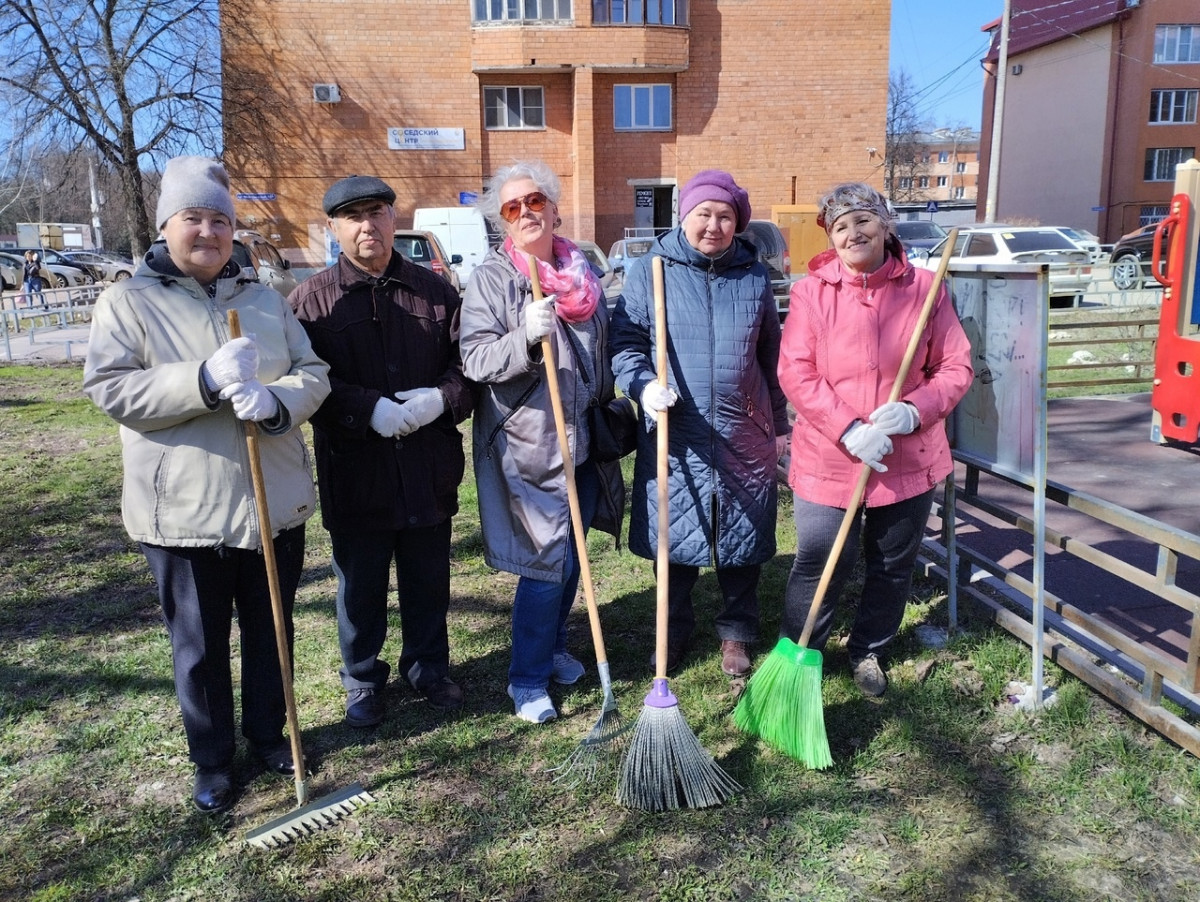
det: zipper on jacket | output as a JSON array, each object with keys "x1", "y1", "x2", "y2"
[{"x1": 485, "y1": 378, "x2": 540, "y2": 457}]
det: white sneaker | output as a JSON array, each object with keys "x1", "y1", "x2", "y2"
[
  {"x1": 507, "y1": 684, "x2": 557, "y2": 723},
  {"x1": 551, "y1": 651, "x2": 585, "y2": 685}
]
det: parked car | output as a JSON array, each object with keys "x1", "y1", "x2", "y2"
[
  {"x1": 0, "y1": 253, "x2": 26, "y2": 290},
  {"x1": 575, "y1": 239, "x2": 617, "y2": 301},
  {"x1": 894, "y1": 219, "x2": 949, "y2": 254},
  {"x1": 1049, "y1": 227, "x2": 1104, "y2": 264},
  {"x1": 0, "y1": 251, "x2": 93, "y2": 290},
  {"x1": 606, "y1": 236, "x2": 655, "y2": 300},
  {"x1": 8, "y1": 246, "x2": 94, "y2": 282},
  {"x1": 914, "y1": 225, "x2": 1093, "y2": 307},
  {"x1": 232, "y1": 230, "x2": 299, "y2": 298},
  {"x1": 1109, "y1": 223, "x2": 1167, "y2": 291},
  {"x1": 62, "y1": 250, "x2": 135, "y2": 283},
  {"x1": 393, "y1": 228, "x2": 462, "y2": 293},
  {"x1": 737, "y1": 219, "x2": 792, "y2": 315}
]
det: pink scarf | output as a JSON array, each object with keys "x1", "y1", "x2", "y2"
[{"x1": 504, "y1": 235, "x2": 601, "y2": 323}]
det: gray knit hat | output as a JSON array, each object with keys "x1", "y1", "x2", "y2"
[{"x1": 155, "y1": 156, "x2": 236, "y2": 230}]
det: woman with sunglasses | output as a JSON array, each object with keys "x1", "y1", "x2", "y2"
[
  {"x1": 460, "y1": 160, "x2": 623, "y2": 724},
  {"x1": 610, "y1": 169, "x2": 790, "y2": 679}
]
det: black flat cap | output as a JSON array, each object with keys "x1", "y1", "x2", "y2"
[{"x1": 322, "y1": 175, "x2": 396, "y2": 215}]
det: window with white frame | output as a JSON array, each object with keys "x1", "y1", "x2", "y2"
[
  {"x1": 484, "y1": 86, "x2": 545, "y2": 129},
  {"x1": 1154, "y1": 25, "x2": 1200, "y2": 63},
  {"x1": 1144, "y1": 146, "x2": 1196, "y2": 181},
  {"x1": 592, "y1": 0, "x2": 688, "y2": 25},
  {"x1": 936, "y1": 176, "x2": 948, "y2": 187},
  {"x1": 938, "y1": 151, "x2": 949, "y2": 163},
  {"x1": 955, "y1": 161, "x2": 967, "y2": 173},
  {"x1": 953, "y1": 186, "x2": 965, "y2": 199},
  {"x1": 918, "y1": 176, "x2": 929, "y2": 188},
  {"x1": 614, "y1": 84, "x2": 671, "y2": 130},
  {"x1": 1149, "y1": 89, "x2": 1199, "y2": 124},
  {"x1": 898, "y1": 177, "x2": 912, "y2": 189},
  {"x1": 474, "y1": 0, "x2": 571, "y2": 22},
  {"x1": 1140, "y1": 205, "x2": 1168, "y2": 227}
]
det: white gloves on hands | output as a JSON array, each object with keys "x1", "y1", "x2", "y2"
[
  {"x1": 842, "y1": 421, "x2": 893, "y2": 473},
  {"x1": 393, "y1": 387, "x2": 446, "y2": 435},
  {"x1": 525, "y1": 294, "x2": 557, "y2": 345},
  {"x1": 203, "y1": 336, "x2": 258, "y2": 392},
  {"x1": 640, "y1": 382, "x2": 678, "y2": 416},
  {"x1": 369, "y1": 397, "x2": 407, "y2": 438},
  {"x1": 869, "y1": 401, "x2": 920, "y2": 436},
  {"x1": 219, "y1": 380, "x2": 279, "y2": 422}
]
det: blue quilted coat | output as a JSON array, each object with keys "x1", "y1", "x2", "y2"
[{"x1": 610, "y1": 227, "x2": 789, "y2": 567}]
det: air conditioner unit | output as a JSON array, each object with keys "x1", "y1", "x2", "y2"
[
  {"x1": 1011, "y1": 64, "x2": 1023, "y2": 75},
  {"x1": 313, "y1": 84, "x2": 341, "y2": 103}
]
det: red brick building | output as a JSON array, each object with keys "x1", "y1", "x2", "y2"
[{"x1": 219, "y1": 1, "x2": 890, "y2": 264}]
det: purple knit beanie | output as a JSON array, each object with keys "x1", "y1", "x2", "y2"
[{"x1": 678, "y1": 169, "x2": 751, "y2": 232}]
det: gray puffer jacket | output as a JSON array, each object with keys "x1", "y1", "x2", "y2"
[{"x1": 610, "y1": 228, "x2": 788, "y2": 567}]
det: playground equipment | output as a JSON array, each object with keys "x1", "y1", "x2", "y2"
[{"x1": 1150, "y1": 157, "x2": 1200, "y2": 444}]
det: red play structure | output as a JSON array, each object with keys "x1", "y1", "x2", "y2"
[{"x1": 1150, "y1": 158, "x2": 1200, "y2": 445}]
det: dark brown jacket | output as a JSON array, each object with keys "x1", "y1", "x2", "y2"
[{"x1": 289, "y1": 253, "x2": 474, "y2": 532}]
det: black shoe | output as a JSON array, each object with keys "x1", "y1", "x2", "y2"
[
  {"x1": 251, "y1": 740, "x2": 296, "y2": 776},
  {"x1": 414, "y1": 676, "x2": 464, "y2": 711},
  {"x1": 345, "y1": 687, "x2": 384, "y2": 728},
  {"x1": 193, "y1": 765, "x2": 235, "y2": 814}
]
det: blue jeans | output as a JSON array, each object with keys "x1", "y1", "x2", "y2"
[
  {"x1": 330, "y1": 519, "x2": 452, "y2": 692},
  {"x1": 781, "y1": 489, "x2": 935, "y2": 660},
  {"x1": 141, "y1": 526, "x2": 305, "y2": 769},
  {"x1": 510, "y1": 459, "x2": 600, "y2": 690}
]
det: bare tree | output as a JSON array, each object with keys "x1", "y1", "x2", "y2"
[
  {"x1": 0, "y1": 0, "x2": 222, "y2": 255},
  {"x1": 885, "y1": 71, "x2": 933, "y2": 203}
]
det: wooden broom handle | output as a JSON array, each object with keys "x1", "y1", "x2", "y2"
[
  {"x1": 797, "y1": 229, "x2": 959, "y2": 647},
  {"x1": 528, "y1": 258, "x2": 609, "y2": 667},
  {"x1": 228, "y1": 310, "x2": 307, "y2": 804},
  {"x1": 653, "y1": 256, "x2": 670, "y2": 679}
]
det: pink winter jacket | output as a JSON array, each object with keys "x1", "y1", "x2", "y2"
[{"x1": 780, "y1": 248, "x2": 973, "y2": 508}]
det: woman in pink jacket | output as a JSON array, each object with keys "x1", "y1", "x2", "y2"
[{"x1": 778, "y1": 182, "x2": 973, "y2": 697}]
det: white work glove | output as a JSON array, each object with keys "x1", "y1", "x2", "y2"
[
  {"x1": 869, "y1": 401, "x2": 920, "y2": 436},
  {"x1": 842, "y1": 421, "x2": 893, "y2": 473},
  {"x1": 393, "y1": 387, "x2": 446, "y2": 435},
  {"x1": 640, "y1": 382, "x2": 678, "y2": 416},
  {"x1": 524, "y1": 294, "x2": 557, "y2": 345},
  {"x1": 219, "y1": 380, "x2": 279, "y2": 422},
  {"x1": 369, "y1": 397, "x2": 407, "y2": 438},
  {"x1": 202, "y1": 336, "x2": 258, "y2": 391}
]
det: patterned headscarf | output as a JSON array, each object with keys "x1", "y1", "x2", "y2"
[{"x1": 816, "y1": 182, "x2": 894, "y2": 231}]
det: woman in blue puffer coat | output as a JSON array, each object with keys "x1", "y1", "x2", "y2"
[{"x1": 610, "y1": 169, "x2": 789, "y2": 679}]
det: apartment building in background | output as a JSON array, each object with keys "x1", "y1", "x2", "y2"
[
  {"x1": 979, "y1": 0, "x2": 1200, "y2": 243},
  {"x1": 219, "y1": 1, "x2": 890, "y2": 265}
]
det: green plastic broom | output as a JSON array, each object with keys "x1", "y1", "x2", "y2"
[{"x1": 733, "y1": 228, "x2": 959, "y2": 767}]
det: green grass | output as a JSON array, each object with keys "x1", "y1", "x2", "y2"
[{"x1": 3, "y1": 362, "x2": 1200, "y2": 901}]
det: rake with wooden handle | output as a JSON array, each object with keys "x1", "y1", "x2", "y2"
[{"x1": 228, "y1": 310, "x2": 373, "y2": 848}]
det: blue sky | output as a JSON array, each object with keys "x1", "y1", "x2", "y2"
[{"x1": 890, "y1": 0, "x2": 1004, "y2": 131}]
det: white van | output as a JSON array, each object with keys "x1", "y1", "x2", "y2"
[{"x1": 412, "y1": 207, "x2": 493, "y2": 289}]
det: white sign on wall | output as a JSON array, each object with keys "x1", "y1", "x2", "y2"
[{"x1": 387, "y1": 128, "x2": 465, "y2": 151}]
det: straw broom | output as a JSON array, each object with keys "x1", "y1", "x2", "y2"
[
  {"x1": 616, "y1": 256, "x2": 741, "y2": 810},
  {"x1": 733, "y1": 229, "x2": 960, "y2": 767},
  {"x1": 228, "y1": 311, "x2": 373, "y2": 848},
  {"x1": 521, "y1": 258, "x2": 626, "y2": 784}
]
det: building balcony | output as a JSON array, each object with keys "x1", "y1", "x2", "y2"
[{"x1": 471, "y1": 21, "x2": 689, "y2": 74}]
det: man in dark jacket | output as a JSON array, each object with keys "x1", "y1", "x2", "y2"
[{"x1": 290, "y1": 175, "x2": 474, "y2": 726}]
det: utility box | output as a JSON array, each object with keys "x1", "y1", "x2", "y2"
[{"x1": 770, "y1": 205, "x2": 827, "y2": 271}]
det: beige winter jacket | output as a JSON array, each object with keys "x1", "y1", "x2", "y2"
[{"x1": 84, "y1": 257, "x2": 330, "y2": 549}]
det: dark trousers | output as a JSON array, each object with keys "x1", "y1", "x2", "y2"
[
  {"x1": 330, "y1": 519, "x2": 452, "y2": 692},
  {"x1": 781, "y1": 489, "x2": 935, "y2": 660},
  {"x1": 664, "y1": 562, "x2": 761, "y2": 647},
  {"x1": 141, "y1": 525, "x2": 304, "y2": 769}
]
